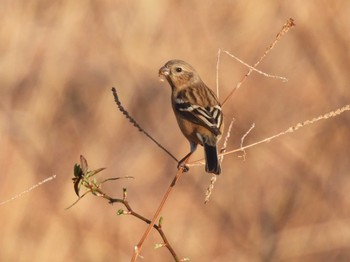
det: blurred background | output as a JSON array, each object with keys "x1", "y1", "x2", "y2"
[{"x1": 1, "y1": 1, "x2": 350, "y2": 261}]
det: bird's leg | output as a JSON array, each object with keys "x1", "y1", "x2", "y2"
[
  {"x1": 177, "y1": 142, "x2": 197, "y2": 172},
  {"x1": 177, "y1": 153, "x2": 192, "y2": 172}
]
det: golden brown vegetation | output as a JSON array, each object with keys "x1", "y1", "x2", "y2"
[{"x1": 1, "y1": 1, "x2": 350, "y2": 261}]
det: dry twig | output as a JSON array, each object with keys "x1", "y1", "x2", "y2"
[
  {"x1": 223, "y1": 104, "x2": 350, "y2": 157},
  {"x1": 239, "y1": 123, "x2": 256, "y2": 161},
  {"x1": 0, "y1": 175, "x2": 56, "y2": 206},
  {"x1": 221, "y1": 18, "x2": 295, "y2": 106},
  {"x1": 131, "y1": 156, "x2": 191, "y2": 262},
  {"x1": 204, "y1": 118, "x2": 235, "y2": 204}
]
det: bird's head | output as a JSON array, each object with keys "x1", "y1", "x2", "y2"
[{"x1": 159, "y1": 60, "x2": 201, "y2": 90}]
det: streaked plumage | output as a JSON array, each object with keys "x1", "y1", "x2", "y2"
[{"x1": 159, "y1": 60, "x2": 224, "y2": 175}]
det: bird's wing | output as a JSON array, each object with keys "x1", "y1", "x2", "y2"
[{"x1": 174, "y1": 98, "x2": 223, "y2": 136}]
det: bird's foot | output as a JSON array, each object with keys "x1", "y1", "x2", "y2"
[{"x1": 177, "y1": 161, "x2": 189, "y2": 172}]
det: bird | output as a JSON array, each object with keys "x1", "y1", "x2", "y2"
[{"x1": 159, "y1": 59, "x2": 224, "y2": 175}]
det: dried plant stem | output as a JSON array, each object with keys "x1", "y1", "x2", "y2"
[
  {"x1": 69, "y1": 155, "x2": 181, "y2": 261},
  {"x1": 222, "y1": 50, "x2": 288, "y2": 82},
  {"x1": 112, "y1": 87, "x2": 178, "y2": 163},
  {"x1": 78, "y1": 189, "x2": 180, "y2": 261},
  {"x1": 131, "y1": 156, "x2": 191, "y2": 262},
  {"x1": 204, "y1": 118, "x2": 235, "y2": 203},
  {"x1": 204, "y1": 176, "x2": 217, "y2": 204},
  {"x1": 103, "y1": 193, "x2": 179, "y2": 261},
  {"x1": 189, "y1": 104, "x2": 350, "y2": 166},
  {"x1": 0, "y1": 175, "x2": 56, "y2": 206},
  {"x1": 216, "y1": 48, "x2": 221, "y2": 97},
  {"x1": 223, "y1": 104, "x2": 350, "y2": 157},
  {"x1": 239, "y1": 123, "x2": 255, "y2": 161},
  {"x1": 220, "y1": 118, "x2": 235, "y2": 156},
  {"x1": 221, "y1": 18, "x2": 295, "y2": 106}
]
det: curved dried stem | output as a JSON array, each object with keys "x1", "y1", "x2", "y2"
[{"x1": 112, "y1": 87, "x2": 179, "y2": 163}]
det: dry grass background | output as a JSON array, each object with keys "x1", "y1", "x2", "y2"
[{"x1": 1, "y1": 1, "x2": 350, "y2": 261}]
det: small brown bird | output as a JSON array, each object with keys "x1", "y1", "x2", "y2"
[{"x1": 159, "y1": 60, "x2": 224, "y2": 175}]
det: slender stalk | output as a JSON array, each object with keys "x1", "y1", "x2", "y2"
[{"x1": 131, "y1": 157, "x2": 191, "y2": 261}]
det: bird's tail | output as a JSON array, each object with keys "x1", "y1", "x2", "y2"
[{"x1": 204, "y1": 143, "x2": 221, "y2": 175}]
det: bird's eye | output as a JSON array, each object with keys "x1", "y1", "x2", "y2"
[{"x1": 175, "y1": 67, "x2": 182, "y2": 73}]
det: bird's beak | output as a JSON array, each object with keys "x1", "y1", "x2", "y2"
[
  {"x1": 159, "y1": 66, "x2": 170, "y2": 76},
  {"x1": 158, "y1": 66, "x2": 170, "y2": 82}
]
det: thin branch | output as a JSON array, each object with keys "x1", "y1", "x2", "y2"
[
  {"x1": 111, "y1": 87, "x2": 178, "y2": 163},
  {"x1": 220, "y1": 118, "x2": 235, "y2": 156},
  {"x1": 239, "y1": 123, "x2": 255, "y2": 161},
  {"x1": 131, "y1": 156, "x2": 191, "y2": 261},
  {"x1": 189, "y1": 104, "x2": 350, "y2": 167},
  {"x1": 204, "y1": 176, "x2": 217, "y2": 204},
  {"x1": 222, "y1": 18, "x2": 295, "y2": 106},
  {"x1": 104, "y1": 192, "x2": 180, "y2": 261},
  {"x1": 216, "y1": 48, "x2": 221, "y2": 97},
  {"x1": 0, "y1": 175, "x2": 57, "y2": 206},
  {"x1": 204, "y1": 118, "x2": 235, "y2": 204},
  {"x1": 222, "y1": 50, "x2": 288, "y2": 82},
  {"x1": 223, "y1": 104, "x2": 350, "y2": 157},
  {"x1": 68, "y1": 156, "x2": 181, "y2": 261}
]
